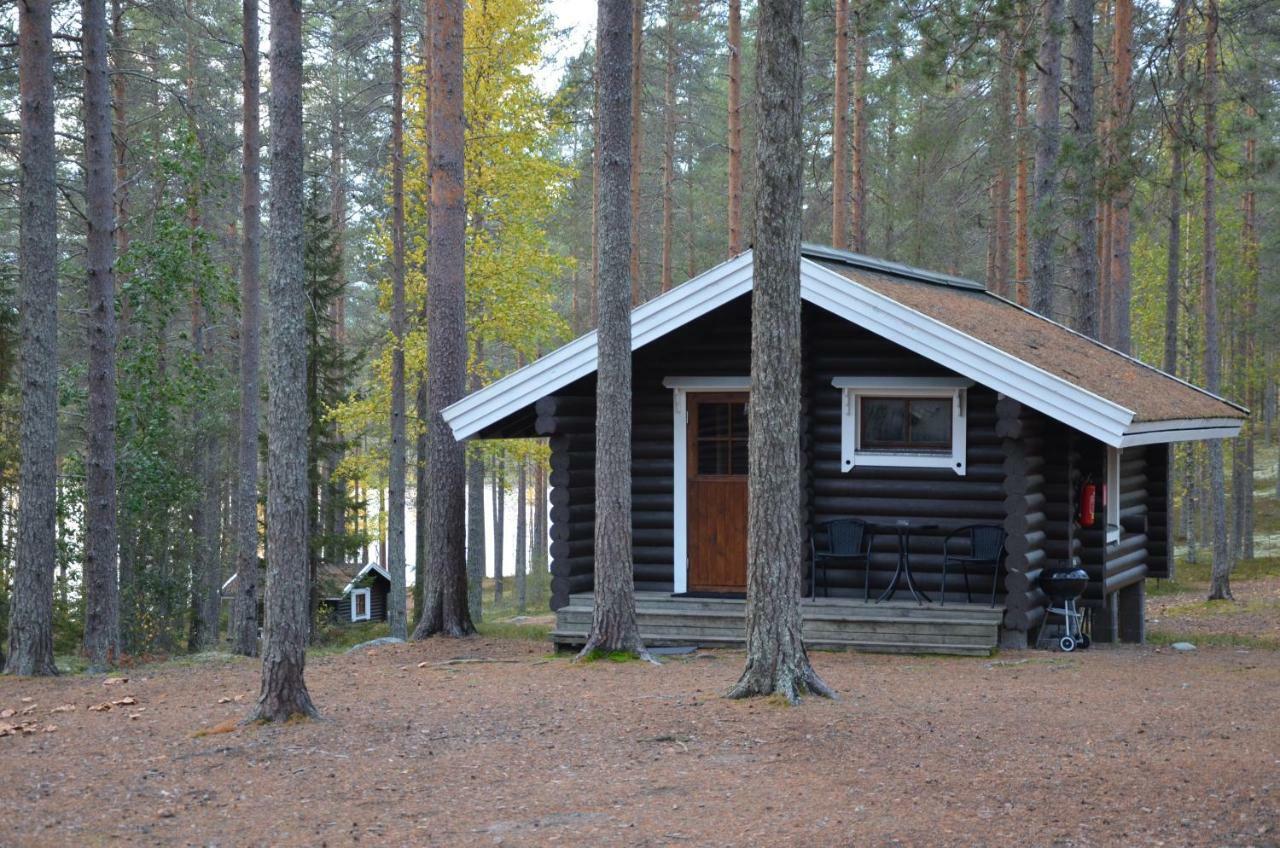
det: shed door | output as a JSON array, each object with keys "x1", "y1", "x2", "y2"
[{"x1": 687, "y1": 394, "x2": 749, "y2": 593}]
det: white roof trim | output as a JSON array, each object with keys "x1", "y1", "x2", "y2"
[
  {"x1": 443, "y1": 252, "x2": 756, "y2": 440},
  {"x1": 441, "y1": 250, "x2": 1236, "y2": 448},
  {"x1": 342, "y1": 562, "x2": 391, "y2": 596},
  {"x1": 799, "y1": 260, "x2": 1137, "y2": 446},
  {"x1": 1119, "y1": 417, "x2": 1243, "y2": 447}
]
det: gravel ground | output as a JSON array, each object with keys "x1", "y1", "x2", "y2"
[{"x1": 2, "y1": 630, "x2": 1278, "y2": 847}]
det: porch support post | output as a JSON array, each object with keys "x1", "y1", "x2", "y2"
[{"x1": 1117, "y1": 580, "x2": 1145, "y2": 643}]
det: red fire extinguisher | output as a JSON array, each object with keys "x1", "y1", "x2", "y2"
[{"x1": 1078, "y1": 477, "x2": 1097, "y2": 528}]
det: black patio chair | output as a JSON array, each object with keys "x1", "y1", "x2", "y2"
[
  {"x1": 810, "y1": 519, "x2": 875, "y2": 600},
  {"x1": 941, "y1": 524, "x2": 1007, "y2": 607}
]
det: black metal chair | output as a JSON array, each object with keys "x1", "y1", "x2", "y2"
[
  {"x1": 810, "y1": 519, "x2": 875, "y2": 600},
  {"x1": 941, "y1": 524, "x2": 1007, "y2": 607}
]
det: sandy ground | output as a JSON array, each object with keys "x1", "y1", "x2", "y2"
[{"x1": 2, "y1": 632, "x2": 1278, "y2": 847}]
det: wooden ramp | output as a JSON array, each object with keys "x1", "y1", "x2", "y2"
[{"x1": 552, "y1": 592, "x2": 1003, "y2": 657}]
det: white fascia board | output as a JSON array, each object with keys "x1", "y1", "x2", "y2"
[
  {"x1": 443, "y1": 252, "x2": 756, "y2": 440},
  {"x1": 800, "y1": 260, "x2": 1136, "y2": 446},
  {"x1": 832, "y1": 376, "x2": 973, "y2": 390},
  {"x1": 662, "y1": 376, "x2": 752, "y2": 391},
  {"x1": 1119, "y1": 418, "x2": 1243, "y2": 447}
]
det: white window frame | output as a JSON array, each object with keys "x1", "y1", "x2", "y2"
[
  {"x1": 351, "y1": 587, "x2": 372, "y2": 622},
  {"x1": 663, "y1": 376, "x2": 752, "y2": 595},
  {"x1": 833, "y1": 377, "x2": 971, "y2": 476},
  {"x1": 1105, "y1": 446, "x2": 1121, "y2": 544}
]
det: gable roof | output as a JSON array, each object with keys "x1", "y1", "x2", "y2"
[
  {"x1": 442, "y1": 247, "x2": 1245, "y2": 448},
  {"x1": 342, "y1": 562, "x2": 391, "y2": 596}
]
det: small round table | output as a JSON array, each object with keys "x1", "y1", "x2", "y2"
[{"x1": 873, "y1": 520, "x2": 940, "y2": 605}]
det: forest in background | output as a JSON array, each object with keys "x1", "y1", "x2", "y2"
[{"x1": 0, "y1": 0, "x2": 1276, "y2": 659}]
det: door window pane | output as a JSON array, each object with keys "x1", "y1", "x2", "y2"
[{"x1": 695, "y1": 399, "x2": 748, "y2": 476}]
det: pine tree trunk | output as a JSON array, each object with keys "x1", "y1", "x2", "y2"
[
  {"x1": 516, "y1": 459, "x2": 527, "y2": 612},
  {"x1": 111, "y1": 0, "x2": 130, "y2": 262},
  {"x1": 250, "y1": 0, "x2": 317, "y2": 721},
  {"x1": 1014, "y1": 61, "x2": 1030, "y2": 303},
  {"x1": 386, "y1": 0, "x2": 408, "y2": 640},
  {"x1": 493, "y1": 457, "x2": 505, "y2": 606},
  {"x1": 660, "y1": 0, "x2": 676, "y2": 293},
  {"x1": 82, "y1": 0, "x2": 120, "y2": 671},
  {"x1": 578, "y1": 0, "x2": 646, "y2": 659},
  {"x1": 727, "y1": 0, "x2": 742, "y2": 255},
  {"x1": 1108, "y1": 0, "x2": 1133, "y2": 352},
  {"x1": 6, "y1": 0, "x2": 60, "y2": 678},
  {"x1": 1031, "y1": 0, "x2": 1063, "y2": 318},
  {"x1": 850, "y1": 1, "x2": 867, "y2": 254},
  {"x1": 412, "y1": 0, "x2": 473, "y2": 639},
  {"x1": 990, "y1": 30, "x2": 1014, "y2": 299},
  {"x1": 832, "y1": 0, "x2": 849, "y2": 250},
  {"x1": 231, "y1": 0, "x2": 262, "y2": 659},
  {"x1": 629, "y1": 0, "x2": 644, "y2": 304},
  {"x1": 1241, "y1": 112, "x2": 1258, "y2": 560},
  {"x1": 466, "y1": 443, "x2": 485, "y2": 622},
  {"x1": 1201, "y1": 0, "x2": 1231, "y2": 601},
  {"x1": 1067, "y1": 0, "x2": 1098, "y2": 336},
  {"x1": 728, "y1": 0, "x2": 833, "y2": 702}
]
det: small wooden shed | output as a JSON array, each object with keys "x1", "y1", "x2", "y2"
[
  {"x1": 329, "y1": 563, "x2": 391, "y2": 625},
  {"x1": 441, "y1": 246, "x2": 1245, "y2": 654}
]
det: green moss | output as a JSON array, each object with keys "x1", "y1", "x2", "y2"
[
  {"x1": 475, "y1": 619, "x2": 551, "y2": 641},
  {"x1": 1147, "y1": 630, "x2": 1280, "y2": 650},
  {"x1": 577, "y1": 648, "x2": 641, "y2": 663}
]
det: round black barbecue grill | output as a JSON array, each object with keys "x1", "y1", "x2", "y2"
[{"x1": 1036, "y1": 566, "x2": 1091, "y2": 652}]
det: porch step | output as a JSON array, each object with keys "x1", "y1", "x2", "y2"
[{"x1": 553, "y1": 593, "x2": 1001, "y2": 657}]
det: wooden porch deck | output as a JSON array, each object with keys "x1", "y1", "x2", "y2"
[{"x1": 552, "y1": 592, "x2": 1004, "y2": 656}]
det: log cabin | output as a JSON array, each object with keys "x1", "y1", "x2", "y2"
[
  {"x1": 317, "y1": 562, "x2": 391, "y2": 625},
  {"x1": 443, "y1": 246, "x2": 1245, "y2": 655}
]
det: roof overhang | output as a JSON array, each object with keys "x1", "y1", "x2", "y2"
[{"x1": 441, "y1": 250, "x2": 1240, "y2": 448}]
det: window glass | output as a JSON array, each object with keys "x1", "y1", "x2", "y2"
[
  {"x1": 355, "y1": 592, "x2": 367, "y2": 618},
  {"x1": 695, "y1": 399, "x2": 748, "y2": 475},
  {"x1": 860, "y1": 396, "x2": 951, "y2": 450},
  {"x1": 909, "y1": 398, "x2": 951, "y2": 444}
]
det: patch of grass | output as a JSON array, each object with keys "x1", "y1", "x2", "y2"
[
  {"x1": 1147, "y1": 629, "x2": 1280, "y2": 650},
  {"x1": 577, "y1": 648, "x2": 642, "y2": 663},
  {"x1": 476, "y1": 619, "x2": 551, "y2": 641},
  {"x1": 308, "y1": 620, "x2": 391, "y2": 655},
  {"x1": 1148, "y1": 555, "x2": 1280, "y2": 596}
]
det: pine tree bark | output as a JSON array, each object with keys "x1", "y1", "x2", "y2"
[
  {"x1": 1067, "y1": 0, "x2": 1098, "y2": 336},
  {"x1": 412, "y1": 0, "x2": 474, "y2": 639},
  {"x1": 250, "y1": 0, "x2": 317, "y2": 721},
  {"x1": 516, "y1": 458, "x2": 527, "y2": 611},
  {"x1": 82, "y1": 0, "x2": 121, "y2": 671},
  {"x1": 1201, "y1": 0, "x2": 1231, "y2": 601},
  {"x1": 578, "y1": 0, "x2": 647, "y2": 659},
  {"x1": 728, "y1": 0, "x2": 833, "y2": 702},
  {"x1": 466, "y1": 444, "x2": 485, "y2": 622},
  {"x1": 991, "y1": 29, "x2": 1014, "y2": 298},
  {"x1": 232, "y1": 0, "x2": 262, "y2": 658},
  {"x1": 6, "y1": 0, "x2": 60, "y2": 678},
  {"x1": 832, "y1": 0, "x2": 849, "y2": 250},
  {"x1": 727, "y1": 0, "x2": 742, "y2": 255},
  {"x1": 1030, "y1": 0, "x2": 1063, "y2": 318},
  {"x1": 1241, "y1": 110, "x2": 1258, "y2": 560},
  {"x1": 1014, "y1": 61, "x2": 1030, "y2": 302},
  {"x1": 111, "y1": 0, "x2": 130, "y2": 263},
  {"x1": 630, "y1": 0, "x2": 644, "y2": 304},
  {"x1": 660, "y1": 0, "x2": 676, "y2": 293},
  {"x1": 1107, "y1": 0, "x2": 1133, "y2": 352},
  {"x1": 850, "y1": 1, "x2": 868, "y2": 253},
  {"x1": 387, "y1": 0, "x2": 408, "y2": 640},
  {"x1": 493, "y1": 456, "x2": 505, "y2": 605},
  {"x1": 1162, "y1": 0, "x2": 1186, "y2": 377}
]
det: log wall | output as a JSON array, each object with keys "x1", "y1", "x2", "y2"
[{"x1": 539, "y1": 293, "x2": 1160, "y2": 638}]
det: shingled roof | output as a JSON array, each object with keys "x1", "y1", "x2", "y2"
[
  {"x1": 811, "y1": 252, "x2": 1245, "y2": 425},
  {"x1": 442, "y1": 247, "x2": 1245, "y2": 447}
]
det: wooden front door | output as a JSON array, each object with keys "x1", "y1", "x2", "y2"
[{"x1": 687, "y1": 393, "x2": 749, "y2": 592}]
